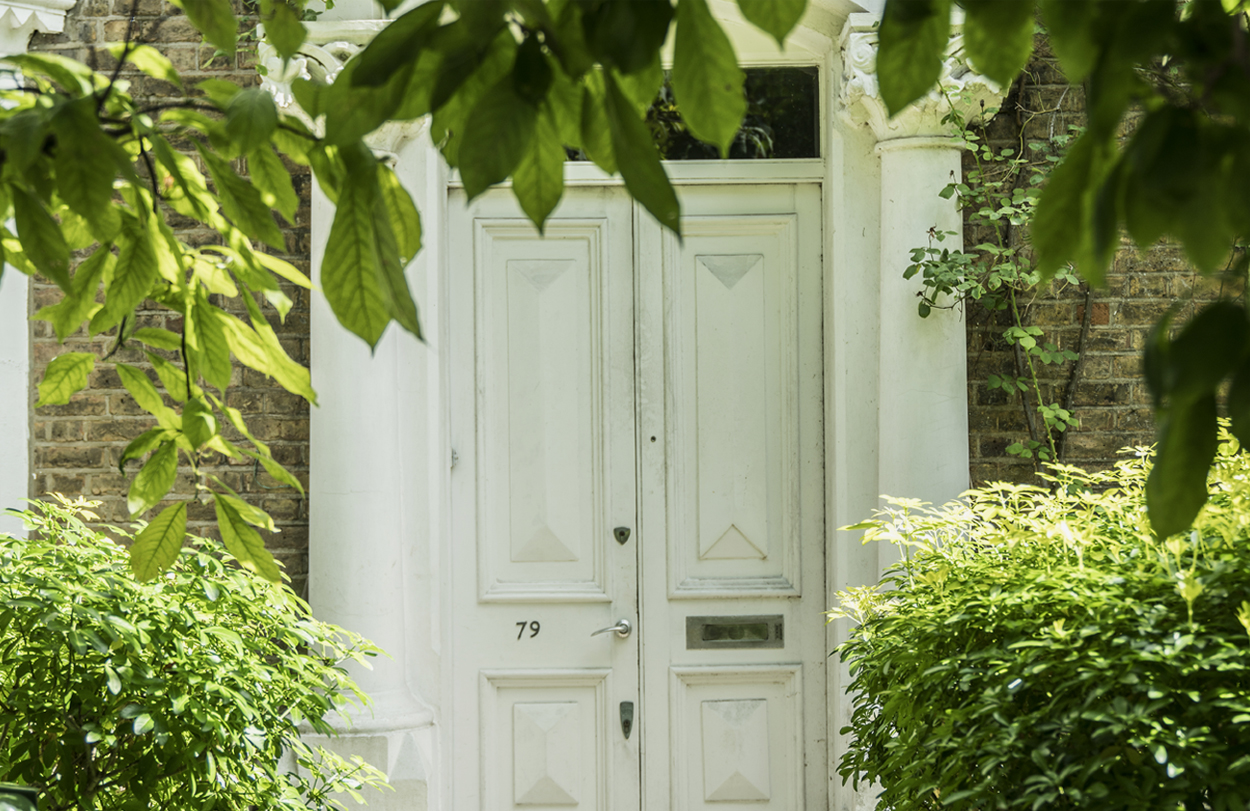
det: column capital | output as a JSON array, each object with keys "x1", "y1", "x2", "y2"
[
  {"x1": 258, "y1": 20, "x2": 427, "y2": 159},
  {"x1": 838, "y1": 12, "x2": 1005, "y2": 143}
]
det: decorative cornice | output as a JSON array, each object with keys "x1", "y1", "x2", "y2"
[
  {"x1": 838, "y1": 12, "x2": 1005, "y2": 143},
  {"x1": 0, "y1": 0, "x2": 75, "y2": 57},
  {"x1": 258, "y1": 20, "x2": 427, "y2": 158}
]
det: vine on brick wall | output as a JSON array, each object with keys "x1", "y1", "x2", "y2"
[{"x1": 906, "y1": 94, "x2": 1090, "y2": 467}]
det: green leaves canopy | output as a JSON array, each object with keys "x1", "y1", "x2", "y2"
[
  {"x1": 20, "y1": 0, "x2": 808, "y2": 580},
  {"x1": 877, "y1": 0, "x2": 1250, "y2": 537}
]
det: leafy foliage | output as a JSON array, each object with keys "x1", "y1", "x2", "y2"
[
  {"x1": 833, "y1": 429, "x2": 1250, "y2": 810},
  {"x1": 879, "y1": 0, "x2": 1250, "y2": 535},
  {"x1": 0, "y1": 495, "x2": 387, "y2": 811},
  {"x1": 905, "y1": 112, "x2": 1081, "y2": 463},
  {"x1": 14, "y1": 0, "x2": 806, "y2": 579}
]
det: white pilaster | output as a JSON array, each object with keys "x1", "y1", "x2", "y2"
[
  {"x1": 837, "y1": 13, "x2": 1005, "y2": 569},
  {"x1": 0, "y1": 0, "x2": 76, "y2": 535}
]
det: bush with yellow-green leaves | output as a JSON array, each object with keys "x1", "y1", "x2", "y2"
[{"x1": 834, "y1": 429, "x2": 1250, "y2": 810}]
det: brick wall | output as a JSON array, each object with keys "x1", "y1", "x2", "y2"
[
  {"x1": 964, "y1": 38, "x2": 1242, "y2": 486},
  {"x1": 27, "y1": 3, "x2": 314, "y2": 594}
]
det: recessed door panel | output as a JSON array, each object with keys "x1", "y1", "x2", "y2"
[
  {"x1": 474, "y1": 221, "x2": 611, "y2": 601},
  {"x1": 665, "y1": 216, "x2": 803, "y2": 596}
]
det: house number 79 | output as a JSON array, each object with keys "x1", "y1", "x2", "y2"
[{"x1": 516, "y1": 621, "x2": 540, "y2": 640}]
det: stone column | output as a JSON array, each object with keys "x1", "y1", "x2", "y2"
[
  {"x1": 261, "y1": 25, "x2": 439, "y2": 811},
  {"x1": 0, "y1": 0, "x2": 76, "y2": 536},
  {"x1": 839, "y1": 12, "x2": 1004, "y2": 518}
]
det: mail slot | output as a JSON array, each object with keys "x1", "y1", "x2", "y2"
[{"x1": 685, "y1": 615, "x2": 784, "y2": 649}]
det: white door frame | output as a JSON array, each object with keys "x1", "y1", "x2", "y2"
[{"x1": 298, "y1": 4, "x2": 989, "y2": 809}]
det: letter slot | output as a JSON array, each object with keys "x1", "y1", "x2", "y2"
[{"x1": 685, "y1": 615, "x2": 784, "y2": 650}]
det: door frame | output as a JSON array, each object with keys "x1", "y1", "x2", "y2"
[{"x1": 302, "y1": 4, "x2": 978, "y2": 810}]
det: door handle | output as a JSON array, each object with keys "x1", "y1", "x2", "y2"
[{"x1": 591, "y1": 618, "x2": 632, "y2": 638}]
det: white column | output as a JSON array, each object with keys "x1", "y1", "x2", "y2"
[
  {"x1": 876, "y1": 136, "x2": 968, "y2": 505},
  {"x1": 838, "y1": 12, "x2": 1004, "y2": 556},
  {"x1": 263, "y1": 27, "x2": 442, "y2": 811},
  {"x1": 0, "y1": 0, "x2": 77, "y2": 535}
]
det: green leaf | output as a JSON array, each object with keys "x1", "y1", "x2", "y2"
[
  {"x1": 12, "y1": 186, "x2": 70, "y2": 290},
  {"x1": 1039, "y1": 0, "x2": 1098, "y2": 81},
  {"x1": 128, "y1": 442, "x2": 178, "y2": 517},
  {"x1": 248, "y1": 146, "x2": 299, "y2": 225},
  {"x1": 512, "y1": 107, "x2": 565, "y2": 231},
  {"x1": 377, "y1": 164, "x2": 422, "y2": 265},
  {"x1": 736, "y1": 0, "x2": 806, "y2": 46},
  {"x1": 6, "y1": 52, "x2": 95, "y2": 93},
  {"x1": 116, "y1": 363, "x2": 180, "y2": 431},
  {"x1": 351, "y1": 0, "x2": 444, "y2": 87},
  {"x1": 183, "y1": 396, "x2": 218, "y2": 450},
  {"x1": 33, "y1": 249, "x2": 113, "y2": 342},
  {"x1": 579, "y1": 72, "x2": 617, "y2": 173},
  {"x1": 672, "y1": 0, "x2": 746, "y2": 156},
  {"x1": 133, "y1": 327, "x2": 183, "y2": 352},
  {"x1": 51, "y1": 98, "x2": 125, "y2": 242},
  {"x1": 613, "y1": 52, "x2": 662, "y2": 118},
  {"x1": 254, "y1": 251, "x2": 311, "y2": 289},
  {"x1": 151, "y1": 135, "x2": 217, "y2": 222},
  {"x1": 109, "y1": 43, "x2": 184, "y2": 90},
  {"x1": 1146, "y1": 395, "x2": 1218, "y2": 538},
  {"x1": 876, "y1": 0, "x2": 952, "y2": 116},
  {"x1": 582, "y1": 0, "x2": 673, "y2": 74},
  {"x1": 215, "y1": 491, "x2": 276, "y2": 532},
  {"x1": 262, "y1": 0, "x2": 306, "y2": 61},
  {"x1": 1228, "y1": 359, "x2": 1250, "y2": 450},
  {"x1": 430, "y1": 28, "x2": 517, "y2": 166},
  {"x1": 224, "y1": 88, "x2": 279, "y2": 157},
  {"x1": 961, "y1": 0, "x2": 1035, "y2": 87},
  {"x1": 238, "y1": 447, "x2": 303, "y2": 494},
  {"x1": 322, "y1": 58, "x2": 414, "y2": 147},
  {"x1": 603, "y1": 73, "x2": 680, "y2": 233},
  {"x1": 1031, "y1": 130, "x2": 1113, "y2": 284},
  {"x1": 240, "y1": 286, "x2": 319, "y2": 401},
  {"x1": 187, "y1": 290, "x2": 233, "y2": 391},
  {"x1": 291, "y1": 77, "x2": 323, "y2": 119},
  {"x1": 101, "y1": 215, "x2": 161, "y2": 326},
  {"x1": 1164, "y1": 301, "x2": 1248, "y2": 405},
  {"x1": 196, "y1": 142, "x2": 285, "y2": 249},
  {"x1": 172, "y1": 0, "x2": 237, "y2": 57},
  {"x1": 36, "y1": 352, "x2": 95, "y2": 406},
  {"x1": 147, "y1": 352, "x2": 197, "y2": 403},
  {"x1": 213, "y1": 493, "x2": 281, "y2": 581},
  {"x1": 321, "y1": 155, "x2": 399, "y2": 348},
  {"x1": 119, "y1": 427, "x2": 170, "y2": 472},
  {"x1": 459, "y1": 80, "x2": 538, "y2": 200},
  {"x1": 130, "y1": 501, "x2": 187, "y2": 581}
]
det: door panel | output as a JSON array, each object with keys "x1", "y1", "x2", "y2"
[
  {"x1": 449, "y1": 188, "x2": 639, "y2": 811},
  {"x1": 637, "y1": 185, "x2": 825, "y2": 811},
  {"x1": 662, "y1": 214, "x2": 805, "y2": 597}
]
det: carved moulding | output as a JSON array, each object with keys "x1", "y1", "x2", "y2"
[
  {"x1": 257, "y1": 20, "x2": 427, "y2": 160},
  {"x1": 838, "y1": 11, "x2": 1006, "y2": 143},
  {"x1": 0, "y1": 0, "x2": 74, "y2": 58}
]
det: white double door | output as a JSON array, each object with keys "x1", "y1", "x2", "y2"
[{"x1": 448, "y1": 182, "x2": 826, "y2": 810}]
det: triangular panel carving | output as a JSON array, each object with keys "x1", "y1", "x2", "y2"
[
  {"x1": 700, "y1": 523, "x2": 765, "y2": 560},
  {"x1": 697, "y1": 254, "x2": 762, "y2": 290},
  {"x1": 514, "y1": 702, "x2": 579, "y2": 805},
  {"x1": 509, "y1": 259, "x2": 576, "y2": 293},
  {"x1": 513, "y1": 525, "x2": 578, "y2": 562},
  {"x1": 701, "y1": 699, "x2": 771, "y2": 802}
]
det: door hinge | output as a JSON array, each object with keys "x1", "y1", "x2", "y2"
[{"x1": 450, "y1": 449, "x2": 459, "y2": 469}]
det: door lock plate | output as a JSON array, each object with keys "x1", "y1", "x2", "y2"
[{"x1": 620, "y1": 701, "x2": 634, "y2": 739}]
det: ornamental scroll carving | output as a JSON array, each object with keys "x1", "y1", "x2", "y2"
[
  {"x1": 257, "y1": 20, "x2": 426, "y2": 159},
  {"x1": 838, "y1": 12, "x2": 1006, "y2": 142}
]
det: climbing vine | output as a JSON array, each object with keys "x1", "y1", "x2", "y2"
[{"x1": 906, "y1": 92, "x2": 1088, "y2": 466}]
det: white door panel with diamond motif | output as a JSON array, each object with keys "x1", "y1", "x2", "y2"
[{"x1": 449, "y1": 184, "x2": 825, "y2": 811}]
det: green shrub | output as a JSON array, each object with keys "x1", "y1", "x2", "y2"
[
  {"x1": 0, "y1": 496, "x2": 387, "y2": 811},
  {"x1": 833, "y1": 430, "x2": 1250, "y2": 811}
]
